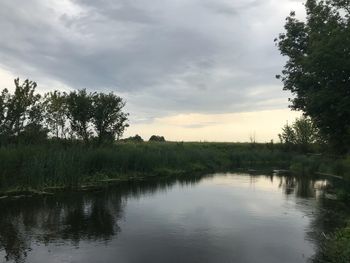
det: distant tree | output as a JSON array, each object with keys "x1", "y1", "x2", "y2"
[
  {"x1": 123, "y1": 134, "x2": 143, "y2": 142},
  {"x1": 279, "y1": 117, "x2": 318, "y2": 152},
  {"x1": 91, "y1": 92, "x2": 129, "y2": 143},
  {"x1": 275, "y1": 0, "x2": 350, "y2": 153},
  {"x1": 1, "y1": 79, "x2": 131, "y2": 145},
  {"x1": 149, "y1": 135, "x2": 166, "y2": 142},
  {"x1": 44, "y1": 91, "x2": 69, "y2": 139},
  {"x1": 66, "y1": 89, "x2": 93, "y2": 143}
]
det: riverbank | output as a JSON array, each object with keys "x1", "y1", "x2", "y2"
[{"x1": 0, "y1": 141, "x2": 349, "y2": 196}]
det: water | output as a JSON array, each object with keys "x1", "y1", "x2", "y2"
[{"x1": 0, "y1": 173, "x2": 345, "y2": 263}]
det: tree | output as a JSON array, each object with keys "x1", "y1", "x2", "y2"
[
  {"x1": 149, "y1": 135, "x2": 166, "y2": 142},
  {"x1": 44, "y1": 91, "x2": 69, "y2": 139},
  {"x1": 123, "y1": 134, "x2": 143, "y2": 142},
  {"x1": 279, "y1": 122, "x2": 296, "y2": 148},
  {"x1": 275, "y1": 0, "x2": 350, "y2": 153},
  {"x1": 0, "y1": 79, "x2": 45, "y2": 139},
  {"x1": 66, "y1": 89, "x2": 93, "y2": 143},
  {"x1": 293, "y1": 117, "x2": 318, "y2": 148},
  {"x1": 279, "y1": 117, "x2": 318, "y2": 152},
  {"x1": 91, "y1": 92, "x2": 129, "y2": 143},
  {"x1": 19, "y1": 94, "x2": 49, "y2": 144}
]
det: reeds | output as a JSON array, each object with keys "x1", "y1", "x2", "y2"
[{"x1": 0, "y1": 141, "x2": 347, "y2": 192}]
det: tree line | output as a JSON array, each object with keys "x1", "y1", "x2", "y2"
[{"x1": 0, "y1": 78, "x2": 129, "y2": 145}]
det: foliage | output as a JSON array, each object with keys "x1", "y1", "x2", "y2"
[
  {"x1": 279, "y1": 117, "x2": 318, "y2": 152},
  {"x1": 275, "y1": 0, "x2": 350, "y2": 153},
  {"x1": 91, "y1": 92, "x2": 129, "y2": 143},
  {"x1": 43, "y1": 91, "x2": 69, "y2": 139},
  {"x1": 149, "y1": 135, "x2": 166, "y2": 142},
  {"x1": 66, "y1": 89, "x2": 93, "y2": 142},
  {"x1": 0, "y1": 78, "x2": 47, "y2": 144},
  {"x1": 279, "y1": 123, "x2": 296, "y2": 148},
  {"x1": 0, "y1": 79, "x2": 129, "y2": 144},
  {"x1": 123, "y1": 134, "x2": 144, "y2": 142}
]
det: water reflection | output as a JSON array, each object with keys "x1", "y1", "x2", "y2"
[
  {"x1": 0, "y1": 174, "x2": 348, "y2": 263},
  {"x1": 0, "y1": 176, "x2": 203, "y2": 263},
  {"x1": 0, "y1": 194, "x2": 120, "y2": 262}
]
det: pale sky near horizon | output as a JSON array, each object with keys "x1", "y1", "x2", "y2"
[{"x1": 0, "y1": 0, "x2": 305, "y2": 142}]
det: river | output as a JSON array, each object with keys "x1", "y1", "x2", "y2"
[{"x1": 0, "y1": 173, "x2": 347, "y2": 263}]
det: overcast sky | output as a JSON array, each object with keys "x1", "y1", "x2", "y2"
[{"x1": 0, "y1": 0, "x2": 305, "y2": 142}]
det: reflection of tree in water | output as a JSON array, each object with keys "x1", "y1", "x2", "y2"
[
  {"x1": 0, "y1": 193, "x2": 123, "y2": 263},
  {"x1": 271, "y1": 174, "x2": 350, "y2": 262},
  {"x1": 0, "y1": 218, "x2": 29, "y2": 263},
  {"x1": 276, "y1": 175, "x2": 322, "y2": 198},
  {"x1": 251, "y1": 174, "x2": 350, "y2": 262},
  {"x1": 50, "y1": 195, "x2": 119, "y2": 244},
  {"x1": 0, "y1": 175, "x2": 205, "y2": 263},
  {"x1": 249, "y1": 174, "x2": 322, "y2": 198},
  {"x1": 307, "y1": 180, "x2": 350, "y2": 262}
]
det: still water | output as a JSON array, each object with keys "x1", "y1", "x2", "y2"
[{"x1": 0, "y1": 173, "x2": 345, "y2": 263}]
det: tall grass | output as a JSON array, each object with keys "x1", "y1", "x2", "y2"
[
  {"x1": 0, "y1": 141, "x2": 348, "y2": 192},
  {"x1": 0, "y1": 142, "x2": 289, "y2": 191}
]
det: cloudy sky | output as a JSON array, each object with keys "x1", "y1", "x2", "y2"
[{"x1": 0, "y1": 0, "x2": 305, "y2": 142}]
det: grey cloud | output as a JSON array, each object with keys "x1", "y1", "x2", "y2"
[
  {"x1": 71, "y1": 0, "x2": 157, "y2": 24},
  {"x1": 0, "y1": 0, "x2": 301, "y2": 122},
  {"x1": 202, "y1": 0, "x2": 262, "y2": 16}
]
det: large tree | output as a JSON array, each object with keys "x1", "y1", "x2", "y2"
[{"x1": 275, "y1": 0, "x2": 350, "y2": 153}]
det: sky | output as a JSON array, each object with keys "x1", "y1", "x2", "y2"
[{"x1": 0, "y1": 0, "x2": 305, "y2": 142}]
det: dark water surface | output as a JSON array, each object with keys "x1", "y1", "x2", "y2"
[{"x1": 0, "y1": 173, "x2": 346, "y2": 263}]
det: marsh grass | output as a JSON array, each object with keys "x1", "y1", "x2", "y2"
[{"x1": 0, "y1": 141, "x2": 348, "y2": 193}]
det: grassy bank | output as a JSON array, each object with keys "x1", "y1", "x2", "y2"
[
  {"x1": 317, "y1": 222, "x2": 350, "y2": 263},
  {"x1": 0, "y1": 141, "x2": 349, "y2": 194}
]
